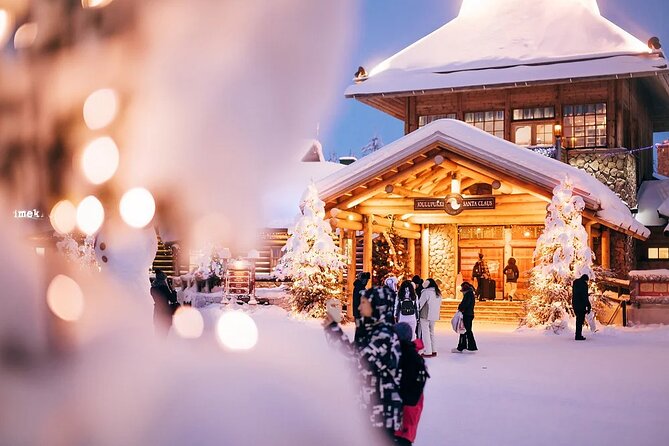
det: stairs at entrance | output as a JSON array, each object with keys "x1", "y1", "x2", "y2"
[{"x1": 440, "y1": 299, "x2": 526, "y2": 324}]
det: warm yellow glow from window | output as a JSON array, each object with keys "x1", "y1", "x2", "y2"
[
  {"x1": 50, "y1": 200, "x2": 77, "y2": 234},
  {"x1": 81, "y1": 0, "x2": 115, "y2": 9},
  {"x1": 119, "y1": 187, "x2": 155, "y2": 228},
  {"x1": 173, "y1": 307, "x2": 204, "y2": 339},
  {"x1": 76, "y1": 195, "x2": 105, "y2": 235},
  {"x1": 81, "y1": 136, "x2": 119, "y2": 184},
  {"x1": 648, "y1": 248, "x2": 659, "y2": 259},
  {"x1": 659, "y1": 248, "x2": 669, "y2": 259},
  {"x1": 524, "y1": 230, "x2": 531, "y2": 237},
  {"x1": 83, "y1": 88, "x2": 119, "y2": 130},
  {"x1": 13, "y1": 22, "x2": 38, "y2": 49},
  {"x1": 216, "y1": 311, "x2": 258, "y2": 351},
  {"x1": 47, "y1": 274, "x2": 85, "y2": 322}
]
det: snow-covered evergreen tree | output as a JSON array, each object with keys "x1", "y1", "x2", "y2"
[
  {"x1": 274, "y1": 183, "x2": 346, "y2": 319},
  {"x1": 523, "y1": 178, "x2": 594, "y2": 330}
]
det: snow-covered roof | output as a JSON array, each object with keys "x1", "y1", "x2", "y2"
[
  {"x1": 301, "y1": 139, "x2": 325, "y2": 162},
  {"x1": 636, "y1": 179, "x2": 669, "y2": 227},
  {"x1": 262, "y1": 158, "x2": 344, "y2": 229},
  {"x1": 629, "y1": 269, "x2": 669, "y2": 279},
  {"x1": 316, "y1": 119, "x2": 649, "y2": 239},
  {"x1": 346, "y1": 0, "x2": 667, "y2": 97}
]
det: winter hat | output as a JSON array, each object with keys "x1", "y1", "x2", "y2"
[
  {"x1": 394, "y1": 322, "x2": 413, "y2": 342},
  {"x1": 364, "y1": 287, "x2": 395, "y2": 322},
  {"x1": 384, "y1": 276, "x2": 398, "y2": 292}
]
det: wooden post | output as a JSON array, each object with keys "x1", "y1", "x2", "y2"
[
  {"x1": 601, "y1": 228, "x2": 611, "y2": 269},
  {"x1": 363, "y1": 216, "x2": 373, "y2": 279},
  {"x1": 408, "y1": 238, "x2": 416, "y2": 275},
  {"x1": 347, "y1": 232, "x2": 356, "y2": 319},
  {"x1": 585, "y1": 221, "x2": 595, "y2": 252},
  {"x1": 421, "y1": 225, "x2": 430, "y2": 278}
]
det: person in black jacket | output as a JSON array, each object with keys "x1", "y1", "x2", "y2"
[
  {"x1": 453, "y1": 281, "x2": 478, "y2": 353},
  {"x1": 572, "y1": 274, "x2": 592, "y2": 341},
  {"x1": 411, "y1": 275, "x2": 423, "y2": 298},
  {"x1": 353, "y1": 272, "x2": 371, "y2": 342},
  {"x1": 150, "y1": 269, "x2": 178, "y2": 336}
]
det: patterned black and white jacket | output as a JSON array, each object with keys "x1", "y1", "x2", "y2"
[{"x1": 324, "y1": 287, "x2": 403, "y2": 432}]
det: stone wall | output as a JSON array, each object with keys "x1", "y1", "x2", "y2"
[
  {"x1": 658, "y1": 145, "x2": 669, "y2": 178},
  {"x1": 611, "y1": 231, "x2": 634, "y2": 277},
  {"x1": 567, "y1": 151, "x2": 637, "y2": 207},
  {"x1": 428, "y1": 224, "x2": 457, "y2": 298}
]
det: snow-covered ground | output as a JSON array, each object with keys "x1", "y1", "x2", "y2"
[{"x1": 205, "y1": 305, "x2": 669, "y2": 446}]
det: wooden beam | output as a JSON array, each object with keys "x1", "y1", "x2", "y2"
[
  {"x1": 409, "y1": 214, "x2": 546, "y2": 225},
  {"x1": 346, "y1": 234, "x2": 356, "y2": 319},
  {"x1": 385, "y1": 184, "x2": 431, "y2": 198},
  {"x1": 370, "y1": 216, "x2": 421, "y2": 232},
  {"x1": 421, "y1": 226, "x2": 430, "y2": 277},
  {"x1": 330, "y1": 217, "x2": 363, "y2": 231},
  {"x1": 363, "y1": 216, "x2": 373, "y2": 274},
  {"x1": 601, "y1": 228, "x2": 611, "y2": 269},
  {"x1": 330, "y1": 208, "x2": 363, "y2": 222},
  {"x1": 408, "y1": 239, "x2": 416, "y2": 275},
  {"x1": 358, "y1": 201, "x2": 548, "y2": 216},
  {"x1": 371, "y1": 223, "x2": 421, "y2": 240},
  {"x1": 336, "y1": 158, "x2": 441, "y2": 209}
]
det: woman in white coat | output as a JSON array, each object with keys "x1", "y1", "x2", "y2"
[{"x1": 417, "y1": 278, "x2": 442, "y2": 357}]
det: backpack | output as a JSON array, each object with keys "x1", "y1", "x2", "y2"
[
  {"x1": 400, "y1": 298, "x2": 416, "y2": 316},
  {"x1": 398, "y1": 346, "x2": 430, "y2": 406},
  {"x1": 505, "y1": 266, "x2": 518, "y2": 281}
]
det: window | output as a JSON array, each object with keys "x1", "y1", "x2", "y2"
[
  {"x1": 512, "y1": 107, "x2": 555, "y2": 121},
  {"x1": 563, "y1": 103, "x2": 607, "y2": 148},
  {"x1": 648, "y1": 247, "x2": 669, "y2": 260},
  {"x1": 418, "y1": 113, "x2": 456, "y2": 127},
  {"x1": 464, "y1": 110, "x2": 504, "y2": 138}
]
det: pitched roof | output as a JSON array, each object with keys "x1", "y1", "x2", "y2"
[
  {"x1": 636, "y1": 179, "x2": 669, "y2": 227},
  {"x1": 316, "y1": 119, "x2": 649, "y2": 239},
  {"x1": 346, "y1": 0, "x2": 667, "y2": 97}
]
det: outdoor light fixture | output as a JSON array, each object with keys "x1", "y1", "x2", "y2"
[
  {"x1": 554, "y1": 123, "x2": 562, "y2": 138},
  {"x1": 648, "y1": 36, "x2": 662, "y2": 50},
  {"x1": 554, "y1": 123, "x2": 563, "y2": 161},
  {"x1": 451, "y1": 173, "x2": 460, "y2": 194},
  {"x1": 353, "y1": 65, "x2": 368, "y2": 83}
]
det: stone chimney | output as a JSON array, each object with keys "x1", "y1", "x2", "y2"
[{"x1": 658, "y1": 141, "x2": 669, "y2": 177}]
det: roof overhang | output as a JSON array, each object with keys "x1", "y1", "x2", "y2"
[{"x1": 317, "y1": 119, "x2": 649, "y2": 240}]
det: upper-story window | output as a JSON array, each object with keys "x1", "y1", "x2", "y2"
[
  {"x1": 563, "y1": 103, "x2": 607, "y2": 148},
  {"x1": 511, "y1": 107, "x2": 556, "y2": 146},
  {"x1": 464, "y1": 110, "x2": 504, "y2": 138},
  {"x1": 418, "y1": 113, "x2": 456, "y2": 127}
]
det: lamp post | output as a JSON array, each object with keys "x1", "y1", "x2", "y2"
[{"x1": 554, "y1": 123, "x2": 563, "y2": 162}]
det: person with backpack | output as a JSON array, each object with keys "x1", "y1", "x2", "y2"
[
  {"x1": 323, "y1": 287, "x2": 403, "y2": 444},
  {"x1": 417, "y1": 278, "x2": 442, "y2": 357},
  {"x1": 472, "y1": 253, "x2": 490, "y2": 300},
  {"x1": 502, "y1": 257, "x2": 520, "y2": 301},
  {"x1": 395, "y1": 280, "x2": 418, "y2": 340},
  {"x1": 393, "y1": 322, "x2": 429, "y2": 446}
]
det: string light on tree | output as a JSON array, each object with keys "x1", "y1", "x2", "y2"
[
  {"x1": 523, "y1": 178, "x2": 595, "y2": 331},
  {"x1": 81, "y1": 136, "x2": 120, "y2": 184},
  {"x1": 76, "y1": 195, "x2": 105, "y2": 235},
  {"x1": 50, "y1": 199, "x2": 77, "y2": 234},
  {"x1": 119, "y1": 187, "x2": 155, "y2": 228},
  {"x1": 83, "y1": 89, "x2": 119, "y2": 130},
  {"x1": 274, "y1": 182, "x2": 346, "y2": 319}
]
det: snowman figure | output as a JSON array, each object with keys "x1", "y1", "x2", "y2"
[{"x1": 94, "y1": 222, "x2": 158, "y2": 324}]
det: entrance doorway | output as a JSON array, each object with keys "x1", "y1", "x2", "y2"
[
  {"x1": 459, "y1": 247, "x2": 504, "y2": 299},
  {"x1": 511, "y1": 246, "x2": 535, "y2": 298}
]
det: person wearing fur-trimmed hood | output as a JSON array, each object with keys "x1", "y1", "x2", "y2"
[{"x1": 323, "y1": 286, "x2": 403, "y2": 443}]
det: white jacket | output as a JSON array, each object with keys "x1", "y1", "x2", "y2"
[{"x1": 418, "y1": 287, "x2": 442, "y2": 321}]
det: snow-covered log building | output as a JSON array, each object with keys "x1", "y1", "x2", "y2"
[{"x1": 327, "y1": 0, "x2": 669, "y2": 300}]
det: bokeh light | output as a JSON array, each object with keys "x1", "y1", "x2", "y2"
[
  {"x1": 83, "y1": 88, "x2": 119, "y2": 130},
  {"x1": 13, "y1": 22, "x2": 38, "y2": 49},
  {"x1": 81, "y1": 136, "x2": 119, "y2": 184},
  {"x1": 216, "y1": 311, "x2": 258, "y2": 351},
  {"x1": 0, "y1": 9, "x2": 14, "y2": 48},
  {"x1": 119, "y1": 187, "x2": 155, "y2": 228},
  {"x1": 76, "y1": 195, "x2": 105, "y2": 235},
  {"x1": 81, "y1": 0, "x2": 115, "y2": 9},
  {"x1": 46, "y1": 274, "x2": 85, "y2": 322},
  {"x1": 173, "y1": 307, "x2": 204, "y2": 339},
  {"x1": 50, "y1": 199, "x2": 77, "y2": 234}
]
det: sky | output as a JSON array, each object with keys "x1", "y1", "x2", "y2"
[{"x1": 319, "y1": 0, "x2": 669, "y2": 160}]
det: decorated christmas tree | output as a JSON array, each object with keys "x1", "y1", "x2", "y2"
[
  {"x1": 274, "y1": 183, "x2": 346, "y2": 318},
  {"x1": 372, "y1": 226, "x2": 411, "y2": 286},
  {"x1": 523, "y1": 178, "x2": 594, "y2": 331}
]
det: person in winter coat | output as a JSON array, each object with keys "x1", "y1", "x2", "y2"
[
  {"x1": 352, "y1": 272, "x2": 371, "y2": 320},
  {"x1": 324, "y1": 287, "x2": 403, "y2": 444},
  {"x1": 395, "y1": 280, "x2": 418, "y2": 340},
  {"x1": 384, "y1": 275, "x2": 399, "y2": 323},
  {"x1": 572, "y1": 274, "x2": 592, "y2": 341},
  {"x1": 503, "y1": 257, "x2": 520, "y2": 301},
  {"x1": 472, "y1": 253, "x2": 490, "y2": 300},
  {"x1": 453, "y1": 281, "x2": 478, "y2": 352},
  {"x1": 150, "y1": 269, "x2": 178, "y2": 336},
  {"x1": 411, "y1": 275, "x2": 424, "y2": 299},
  {"x1": 417, "y1": 278, "x2": 442, "y2": 357},
  {"x1": 393, "y1": 322, "x2": 429, "y2": 446}
]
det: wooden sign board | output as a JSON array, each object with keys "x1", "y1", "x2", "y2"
[
  {"x1": 462, "y1": 197, "x2": 496, "y2": 210},
  {"x1": 413, "y1": 197, "x2": 496, "y2": 211}
]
